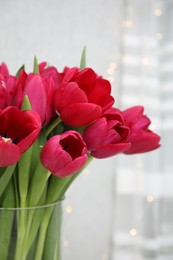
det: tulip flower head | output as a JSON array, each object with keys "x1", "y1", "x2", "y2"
[
  {"x1": 54, "y1": 67, "x2": 115, "y2": 127},
  {"x1": 0, "y1": 106, "x2": 41, "y2": 166},
  {"x1": 83, "y1": 107, "x2": 131, "y2": 158},
  {"x1": 122, "y1": 106, "x2": 161, "y2": 154},
  {"x1": 23, "y1": 73, "x2": 57, "y2": 125},
  {"x1": 41, "y1": 130, "x2": 88, "y2": 177}
]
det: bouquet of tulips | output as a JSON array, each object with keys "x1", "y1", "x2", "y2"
[{"x1": 0, "y1": 50, "x2": 160, "y2": 260}]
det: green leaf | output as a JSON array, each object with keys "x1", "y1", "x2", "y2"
[
  {"x1": 28, "y1": 161, "x2": 50, "y2": 207},
  {"x1": 23, "y1": 186, "x2": 47, "y2": 257},
  {"x1": 46, "y1": 155, "x2": 93, "y2": 203},
  {"x1": 30, "y1": 139, "x2": 40, "y2": 175},
  {"x1": 0, "y1": 164, "x2": 16, "y2": 198},
  {"x1": 42, "y1": 204, "x2": 62, "y2": 260},
  {"x1": 15, "y1": 64, "x2": 25, "y2": 78},
  {"x1": 80, "y1": 46, "x2": 86, "y2": 69},
  {"x1": 18, "y1": 146, "x2": 33, "y2": 207},
  {"x1": 0, "y1": 181, "x2": 15, "y2": 259},
  {"x1": 46, "y1": 117, "x2": 62, "y2": 137},
  {"x1": 33, "y1": 56, "x2": 39, "y2": 74},
  {"x1": 21, "y1": 95, "x2": 32, "y2": 111}
]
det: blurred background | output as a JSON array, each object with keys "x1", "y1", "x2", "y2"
[{"x1": 0, "y1": 0, "x2": 172, "y2": 259}]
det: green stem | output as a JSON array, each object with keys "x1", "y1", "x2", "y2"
[
  {"x1": 28, "y1": 161, "x2": 50, "y2": 207},
  {"x1": 14, "y1": 209, "x2": 27, "y2": 260},
  {"x1": 15, "y1": 163, "x2": 50, "y2": 259},
  {"x1": 35, "y1": 201, "x2": 62, "y2": 260},
  {"x1": 16, "y1": 196, "x2": 47, "y2": 259},
  {"x1": 0, "y1": 164, "x2": 16, "y2": 198},
  {"x1": 47, "y1": 154, "x2": 93, "y2": 203},
  {"x1": 22, "y1": 186, "x2": 47, "y2": 258},
  {"x1": 35, "y1": 156, "x2": 93, "y2": 260},
  {"x1": 13, "y1": 169, "x2": 19, "y2": 208},
  {"x1": 0, "y1": 180, "x2": 15, "y2": 260},
  {"x1": 18, "y1": 147, "x2": 33, "y2": 207},
  {"x1": 34, "y1": 207, "x2": 52, "y2": 260},
  {"x1": 46, "y1": 117, "x2": 62, "y2": 137},
  {"x1": 43, "y1": 204, "x2": 62, "y2": 260}
]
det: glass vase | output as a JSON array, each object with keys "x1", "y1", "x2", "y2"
[{"x1": 0, "y1": 200, "x2": 63, "y2": 260}]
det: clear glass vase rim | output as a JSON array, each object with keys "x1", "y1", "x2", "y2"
[{"x1": 0, "y1": 198, "x2": 64, "y2": 211}]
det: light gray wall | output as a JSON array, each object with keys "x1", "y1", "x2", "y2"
[{"x1": 0, "y1": 0, "x2": 121, "y2": 75}]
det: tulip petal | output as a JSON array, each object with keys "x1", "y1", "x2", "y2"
[
  {"x1": 6, "y1": 76, "x2": 20, "y2": 107},
  {"x1": 0, "y1": 85, "x2": 6, "y2": 109},
  {"x1": 91, "y1": 143, "x2": 131, "y2": 159},
  {"x1": 0, "y1": 62, "x2": 9, "y2": 77},
  {"x1": 63, "y1": 67, "x2": 79, "y2": 83},
  {"x1": 124, "y1": 131, "x2": 161, "y2": 154},
  {"x1": 41, "y1": 141, "x2": 72, "y2": 173},
  {"x1": 24, "y1": 75, "x2": 46, "y2": 123},
  {"x1": 104, "y1": 107, "x2": 124, "y2": 123},
  {"x1": 76, "y1": 68, "x2": 97, "y2": 94},
  {"x1": 132, "y1": 115, "x2": 151, "y2": 131},
  {"x1": 0, "y1": 140, "x2": 21, "y2": 166},
  {"x1": 83, "y1": 118, "x2": 107, "y2": 150},
  {"x1": 60, "y1": 103, "x2": 102, "y2": 127},
  {"x1": 87, "y1": 78, "x2": 115, "y2": 111},
  {"x1": 123, "y1": 106, "x2": 144, "y2": 125},
  {"x1": 103, "y1": 129, "x2": 121, "y2": 144},
  {"x1": 38, "y1": 62, "x2": 47, "y2": 73},
  {"x1": 41, "y1": 131, "x2": 88, "y2": 177},
  {"x1": 54, "y1": 154, "x2": 88, "y2": 177},
  {"x1": 54, "y1": 82, "x2": 88, "y2": 112},
  {"x1": 17, "y1": 127, "x2": 41, "y2": 153},
  {"x1": 0, "y1": 107, "x2": 41, "y2": 154},
  {"x1": 44, "y1": 77, "x2": 56, "y2": 124}
]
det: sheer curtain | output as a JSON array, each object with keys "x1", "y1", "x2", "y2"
[{"x1": 111, "y1": 0, "x2": 173, "y2": 259}]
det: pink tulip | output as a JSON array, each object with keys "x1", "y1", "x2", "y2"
[
  {"x1": 54, "y1": 67, "x2": 115, "y2": 127},
  {"x1": 0, "y1": 106, "x2": 41, "y2": 166},
  {"x1": 6, "y1": 72, "x2": 28, "y2": 108},
  {"x1": 0, "y1": 67, "x2": 27, "y2": 109},
  {"x1": 122, "y1": 106, "x2": 161, "y2": 154},
  {"x1": 21, "y1": 63, "x2": 61, "y2": 125},
  {"x1": 0, "y1": 62, "x2": 9, "y2": 78},
  {"x1": 39, "y1": 62, "x2": 61, "y2": 85},
  {"x1": 40, "y1": 130, "x2": 88, "y2": 177},
  {"x1": 0, "y1": 61, "x2": 60, "y2": 125},
  {"x1": 0, "y1": 63, "x2": 10, "y2": 109},
  {"x1": 83, "y1": 107, "x2": 131, "y2": 158},
  {"x1": 23, "y1": 73, "x2": 56, "y2": 125},
  {"x1": 0, "y1": 82, "x2": 7, "y2": 109}
]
